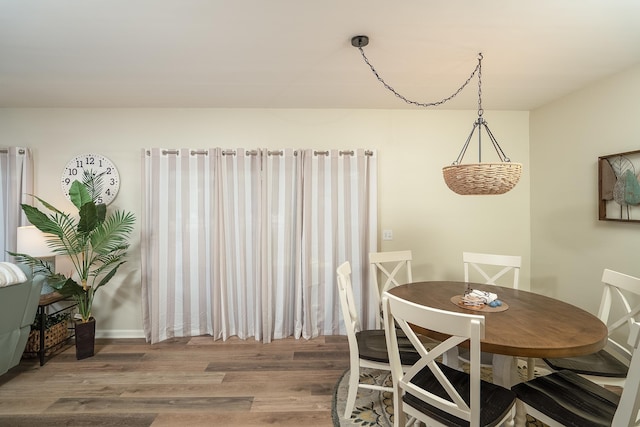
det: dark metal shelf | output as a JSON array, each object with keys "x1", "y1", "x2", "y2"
[{"x1": 28, "y1": 292, "x2": 78, "y2": 366}]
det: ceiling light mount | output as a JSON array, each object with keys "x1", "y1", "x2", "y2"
[
  {"x1": 351, "y1": 35, "x2": 369, "y2": 48},
  {"x1": 351, "y1": 35, "x2": 521, "y2": 195}
]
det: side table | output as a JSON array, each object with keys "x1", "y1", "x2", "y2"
[{"x1": 35, "y1": 292, "x2": 78, "y2": 366}]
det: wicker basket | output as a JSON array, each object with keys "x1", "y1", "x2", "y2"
[
  {"x1": 442, "y1": 162, "x2": 522, "y2": 195},
  {"x1": 23, "y1": 321, "x2": 69, "y2": 357}
]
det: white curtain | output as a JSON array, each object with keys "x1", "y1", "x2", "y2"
[
  {"x1": 141, "y1": 148, "x2": 377, "y2": 344},
  {"x1": 0, "y1": 148, "x2": 33, "y2": 261},
  {"x1": 297, "y1": 149, "x2": 377, "y2": 338}
]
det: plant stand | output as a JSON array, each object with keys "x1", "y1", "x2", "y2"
[{"x1": 23, "y1": 292, "x2": 77, "y2": 366}]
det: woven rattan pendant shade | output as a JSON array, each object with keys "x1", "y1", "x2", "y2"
[
  {"x1": 442, "y1": 115, "x2": 522, "y2": 195},
  {"x1": 443, "y1": 162, "x2": 522, "y2": 195}
]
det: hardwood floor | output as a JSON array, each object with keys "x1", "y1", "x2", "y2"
[{"x1": 0, "y1": 335, "x2": 350, "y2": 427}]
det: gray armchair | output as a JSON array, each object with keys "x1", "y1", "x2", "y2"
[{"x1": 0, "y1": 263, "x2": 44, "y2": 376}]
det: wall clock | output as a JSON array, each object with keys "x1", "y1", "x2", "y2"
[{"x1": 61, "y1": 153, "x2": 120, "y2": 205}]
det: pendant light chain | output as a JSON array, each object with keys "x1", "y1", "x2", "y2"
[
  {"x1": 351, "y1": 35, "x2": 521, "y2": 195},
  {"x1": 477, "y1": 53, "x2": 483, "y2": 117},
  {"x1": 355, "y1": 46, "x2": 482, "y2": 108},
  {"x1": 450, "y1": 52, "x2": 514, "y2": 165},
  {"x1": 474, "y1": 53, "x2": 512, "y2": 163}
]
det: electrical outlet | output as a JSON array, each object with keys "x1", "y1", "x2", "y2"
[{"x1": 382, "y1": 229, "x2": 393, "y2": 241}]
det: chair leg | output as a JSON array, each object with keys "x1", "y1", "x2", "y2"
[
  {"x1": 394, "y1": 387, "x2": 405, "y2": 427},
  {"x1": 344, "y1": 367, "x2": 359, "y2": 418}
]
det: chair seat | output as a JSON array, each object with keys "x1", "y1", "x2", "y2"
[
  {"x1": 512, "y1": 369, "x2": 620, "y2": 427},
  {"x1": 356, "y1": 330, "x2": 421, "y2": 365},
  {"x1": 543, "y1": 349, "x2": 628, "y2": 377},
  {"x1": 405, "y1": 362, "x2": 516, "y2": 427}
]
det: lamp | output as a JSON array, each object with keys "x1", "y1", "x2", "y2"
[
  {"x1": 351, "y1": 35, "x2": 522, "y2": 195},
  {"x1": 17, "y1": 225, "x2": 56, "y2": 294},
  {"x1": 17, "y1": 225, "x2": 55, "y2": 258}
]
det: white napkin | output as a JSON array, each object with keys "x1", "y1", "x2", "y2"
[
  {"x1": 0, "y1": 262, "x2": 28, "y2": 287},
  {"x1": 462, "y1": 289, "x2": 498, "y2": 306}
]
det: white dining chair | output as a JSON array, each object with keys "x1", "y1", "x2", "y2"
[
  {"x1": 454, "y1": 252, "x2": 536, "y2": 381},
  {"x1": 543, "y1": 268, "x2": 640, "y2": 389},
  {"x1": 463, "y1": 251, "x2": 521, "y2": 290},
  {"x1": 336, "y1": 261, "x2": 420, "y2": 419},
  {"x1": 512, "y1": 318, "x2": 640, "y2": 427},
  {"x1": 369, "y1": 250, "x2": 413, "y2": 328},
  {"x1": 382, "y1": 291, "x2": 516, "y2": 427}
]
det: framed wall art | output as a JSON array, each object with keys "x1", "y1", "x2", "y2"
[{"x1": 598, "y1": 149, "x2": 640, "y2": 222}]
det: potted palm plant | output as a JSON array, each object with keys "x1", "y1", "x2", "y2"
[{"x1": 10, "y1": 172, "x2": 135, "y2": 359}]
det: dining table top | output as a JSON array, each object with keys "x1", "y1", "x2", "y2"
[{"x1": 387, "y1": 281, "x2": 608, "y2": 359}]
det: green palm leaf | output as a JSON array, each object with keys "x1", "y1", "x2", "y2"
[
  {"x1": 90, "y1": 210, "x2": 135, "y2": 254},
  {"x1": 11, "y1": 176, "x2": 135, "y2": 323}
]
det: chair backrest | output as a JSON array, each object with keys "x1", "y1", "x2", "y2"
[
  {"x1": 598, "y1": 269, "x2": 640, "y2": 364},
  {"x1": 383, "y1": 291, "x2": 485, "y2": 426},
  {"x1": 337, "y1": 261, "x2": 361, "y2": 345},
  {"x1": 612, "y1": 319, "x2": 640, "y2": 426},
  {"x1": 463, "y1": 251, "x2": 521, "y2": 289},
  {"x1": 369, "y1": 250, "x2": 413, "y2": 326}
]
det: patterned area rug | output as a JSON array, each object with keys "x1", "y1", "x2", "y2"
[{"x1": 331, "y1": 362, "x2": 549, "y2": 427}]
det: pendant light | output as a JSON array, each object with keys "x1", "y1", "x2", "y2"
[{"x1": 351, "y1": 35, "x2": 522, "y2": 195}]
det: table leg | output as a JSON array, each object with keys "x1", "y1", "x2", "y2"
[
  {"x1": 493, "y1": 354, "x2": 520, "y2": 388},
  {"x1": 492, "y1": 354, "x2": 518, "y2": 387},
  {"x1": 442, "y1": 347, "x2": 460, "y2": 369},
  {"x1": 492, "y1": 355, "x2": 527, "y2": 427}
]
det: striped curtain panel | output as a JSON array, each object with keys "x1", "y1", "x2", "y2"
[
  {"x1": 298, "y1": 149, "x2": 377, "y2": 338},
  {"x1": 0, "y1": 148, "x2": 33, "y2": 261},
  {"x1": 141, "y1": 148, "x2": 377, "y2": 344}
]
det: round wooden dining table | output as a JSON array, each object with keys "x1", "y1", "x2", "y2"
[{"x1": 387, "y1": 281, "x2": 608, "y2": 385}]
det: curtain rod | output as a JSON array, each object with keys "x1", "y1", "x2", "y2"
[{"x1": 155, "y1": 149, "x2": 374, "y2": 157}]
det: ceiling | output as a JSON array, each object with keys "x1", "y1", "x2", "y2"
[{"x1": 1, "y1": 0, "x2": 640, "y2": 110}]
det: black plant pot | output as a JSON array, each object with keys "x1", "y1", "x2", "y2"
[{"x1": 75, "y1": 318, "x2": 96, "y2": 360}]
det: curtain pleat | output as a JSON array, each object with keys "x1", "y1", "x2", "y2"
[
  {"x1": 0, "y1": 148, "x2": 33, "y2": 261},
  {"x1": 142, "y1": 147, "x2": 377, "y2": 344},
  {"x1": 263, "y1": 149, "x2": 300, "y2": 341}
]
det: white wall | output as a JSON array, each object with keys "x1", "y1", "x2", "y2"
[
  {"x1": 0, "y1": 108, "x2": 531, "y2": 338},
  {"x1": 530, "y1": 64, "x2": 640, "y2": 313}
]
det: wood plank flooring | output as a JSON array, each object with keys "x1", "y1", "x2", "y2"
[{"x1": 0, "y1": 335, "x2": 350, "y2": 427}]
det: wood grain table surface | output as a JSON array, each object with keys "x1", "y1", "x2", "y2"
[{"x1": 387, "y1": 281, "x2": 608, "y2": 359}]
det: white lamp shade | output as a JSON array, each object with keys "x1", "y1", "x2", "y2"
[
  {"x1": 54, "y1": 254, "x2": 77, "y2": 279},
  {"x1": 16, "y1": 226, "x2": 56, "y2": 258}
]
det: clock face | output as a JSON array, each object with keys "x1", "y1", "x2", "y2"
[{"x1": 61, "y1": 153, "x2": 120, "y2": 205}]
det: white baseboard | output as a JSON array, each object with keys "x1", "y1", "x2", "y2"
[{"x1": 95, "y1": 329, "x2": 146, "y2": 339}]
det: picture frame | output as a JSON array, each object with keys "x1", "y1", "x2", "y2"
[{"x1": 598, "y1": 149, "x2": 640, "y2": 222}]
